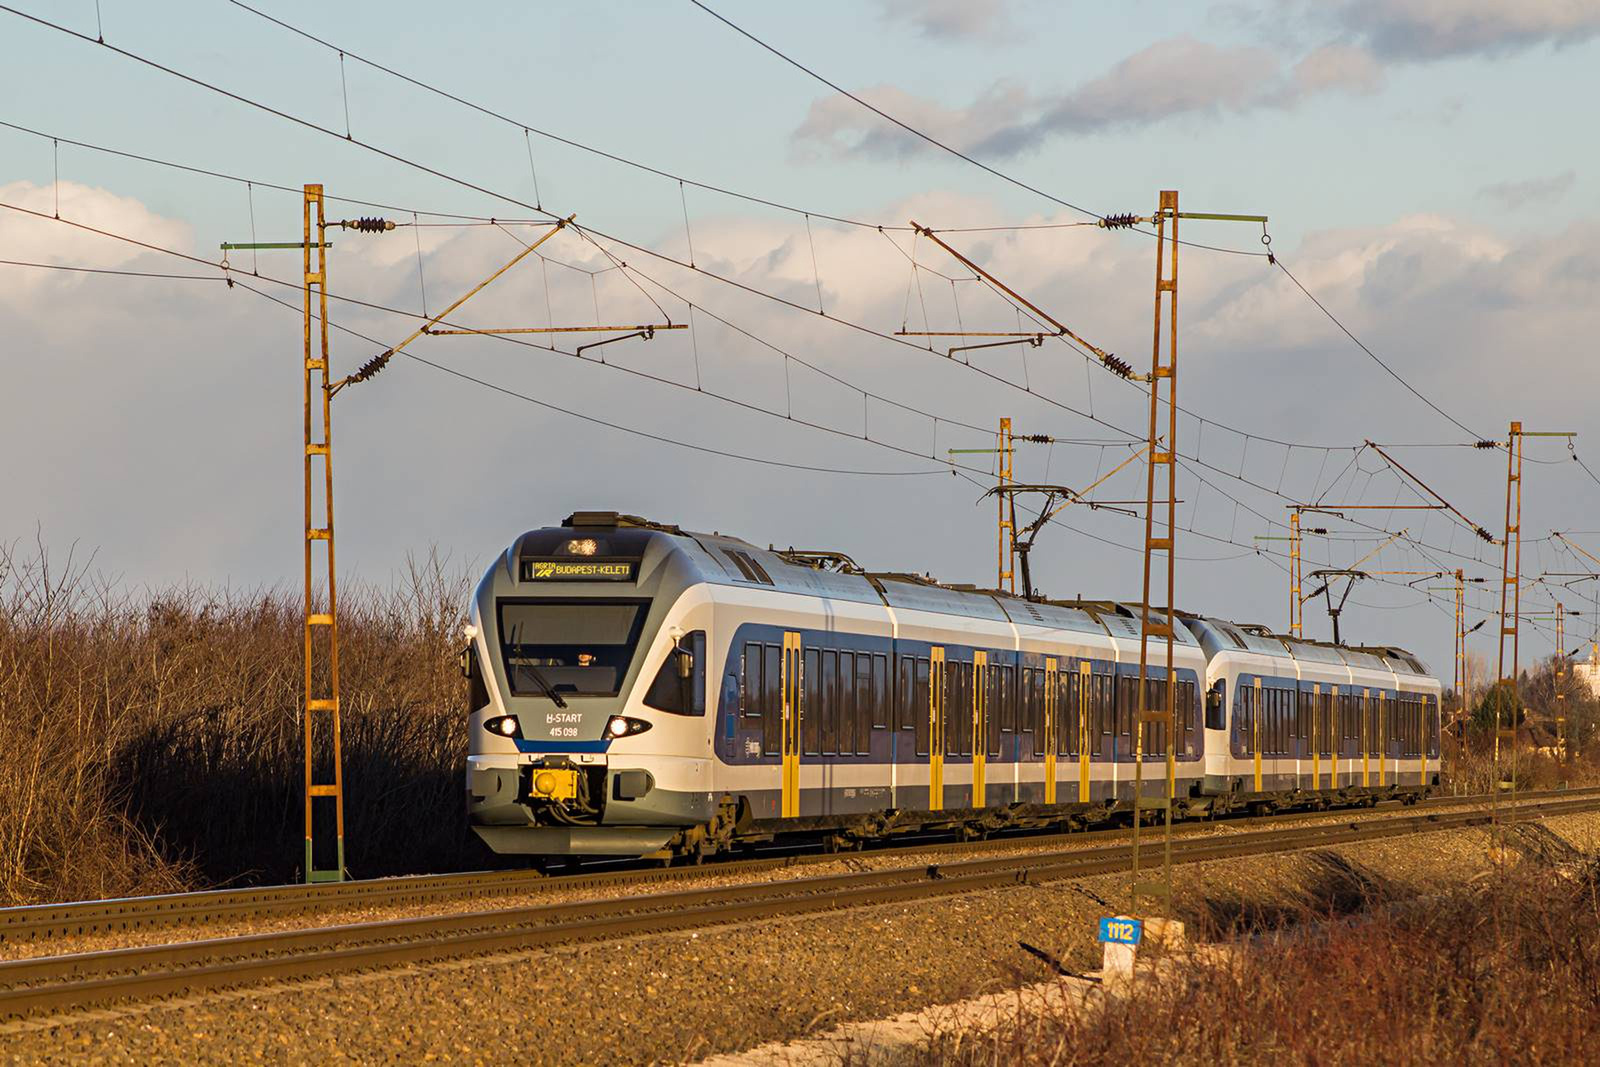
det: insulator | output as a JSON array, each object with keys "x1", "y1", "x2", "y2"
[
  {"x1": 1475, "y1": 527, "x2": 1494, "y2": 543},
  {"x1": 1474, "y1": 439, "x2": 1499, "y2": 449},
  {"x1": 1098, "y1": 213, "x2": 1138, "y2": 229},
  {"x1": 1101, "y1": 353, "x2": 1133, "y2": 379},
  {"x1": 1308, "y1": 527, "x2": 1328, "y2": 535},
  {"x1": 350, "y1": 349, "x2": 392, "y2": 384},
  {"x1": 343, "y1": 217, "x2": 394, "y2": 233},
  {"x1": 1021, "y1": 434, "x2": 1054, "y2": 444}
]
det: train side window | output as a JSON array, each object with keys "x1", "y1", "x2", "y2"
[
  {"x1": 869, "y1": 653, "x2": 889, "y2": 732},
  {"x1": 643, "y1": 630, "x2": 706, "y2": 716},
  {"x1": 463, "y1": 643, "x2": 489, "y2": 712},
  {"x1": 854, "y1": 652, "x2": 873, "y2": 753},
  {"x1": 999, "y1": 664, "x2": 1016, "y2": 733},
  {"x1": 821, "y1": 649, "x2": 840, "y2": 756},
  {"x1": 740, "y1": 642, "x2": 763, "y2": 718},
  {"x1": 987, "y1": 662, "x2": 1004, "y2": 756},
  {"x1": 1282, "y1": 688, "x2": 1293, "y2": 754},
  {"x1": 897, "y1": 655, "x2": 915, "y2": 731},
  {"x1": 1205, "y1": 680, "x2": 1225, "y2": 730},
  {"x1": 802, "y1": 649, "x2": 821, "y2": 755},
  {"x1": 1180, "y1": 680, "x2": 1196, "y2": 754},
  {"x1": 1063, "y1": 669, "x2": 1079, "y2": 756},
  {"x1": 913, "y1": 658, "x2": 931, "y2": 754}
]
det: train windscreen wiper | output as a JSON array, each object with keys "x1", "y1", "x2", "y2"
[
  {"x1": 520, "y1": 661, "x2": 569, "y2": 710},
  {"x1": 508, "y1": 620, "x2": 568, "y2": 709}
]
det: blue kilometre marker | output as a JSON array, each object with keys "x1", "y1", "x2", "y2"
[{"x1": 1098, "y1": 916, "x2": 1144, "y2": 946}]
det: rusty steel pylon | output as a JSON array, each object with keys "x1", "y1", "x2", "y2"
[
  {"x1": 1491, "y1": 421, "x2": 1523, "y2": 845},
  {"x1": 998, "y1": 418, "x2": 1016, "y2": 593},
  {"x1": 1130, "y1": 190, "x2": 1180, "y2": 913},
  {"x1": 301, "y1": 185, "x2": 346, "y2": 883}
]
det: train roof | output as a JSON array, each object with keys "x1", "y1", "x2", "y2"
[
  {"x1": 1182, "y1": 613, "x2": 1432, "y2": 678},
  {"x1": 528, "y1": 513, "x2": 1427, "y2": 673}
]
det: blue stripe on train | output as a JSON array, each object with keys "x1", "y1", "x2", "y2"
[{"x1": 513, "y1": 738, "x2": 612, "y2": 754}]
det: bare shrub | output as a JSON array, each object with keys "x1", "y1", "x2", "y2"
[
  {"x1": 924, "y1": 845, "x2": 1600, "y2": 1065},
  {"x1": 0, "y1": 541, "x2": 497, "y2": 904}
]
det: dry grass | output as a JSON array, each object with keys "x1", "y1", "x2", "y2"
[
  {"x1": 927, "y1": 834, "x2": 1600, "y2": 1065},
  {"x1": 0, "y1": 539, "x2": 497, "y2": 906}
]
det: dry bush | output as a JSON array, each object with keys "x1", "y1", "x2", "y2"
[
  {"x1": 926, "y1": 839, "x2": 1600, "y2": 1065},
  {"x1": 0, "y1": 540, "x2": 498, "y2": 905}
]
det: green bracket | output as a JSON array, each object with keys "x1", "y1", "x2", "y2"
[
  {"x1": 220, "y1": 241, "x2": 333, "y2": 250},
  {"x1": 1176, "y1": 212, "x2": 1269, "y2": 223}
]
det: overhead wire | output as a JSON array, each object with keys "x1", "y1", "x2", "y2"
[
  {"x1": 0, "y1": 197, "x2": 1009, "y2": 479},
  {"x1": 4, "y1": 4, "x2": 1566, "y2": 631}
]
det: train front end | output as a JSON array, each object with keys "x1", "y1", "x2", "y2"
[{"x1": 464, "y1": 513, "x2": 716, "y2": 857}]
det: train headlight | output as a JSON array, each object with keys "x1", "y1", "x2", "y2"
[
  {"x1": 564, "y1": 538, "x2": 598, "y2": 556},
  {"x1": 483, "y1": 715, "x2": 522, "y2": 738},
  {"x1": 606, "y1": 715, "x2": 651, "y2": 739}
]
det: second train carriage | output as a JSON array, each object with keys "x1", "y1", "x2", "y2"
[{"x1": 465, "y1": 513, "x2": 1441, "y2": 858}]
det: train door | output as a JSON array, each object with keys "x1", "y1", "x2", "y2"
[
  {"x1": 780, "y1": 631, "x2": 803, "y2": 818},
  {"x1": 929, "y1": 646, "x2": 946, "y2": 811},
  {"x1": 1321, "y1": 687, "x2": 1335, "y2": 790},
  {"x1": 1378, "y1": 691, "x2": 1388, "y2": 786},
  {"x1": 1305, "y1": 684, "x2": 1318, "y2": 793},
  {"x1": 1042, "y1": 657, "x2": 1058, "y2": 804},
  {"x1": 1078, "y1": 662, "x2": 1092, "y2": 802},
  {"x1": 1252, "y1": 677, "x2": 1263, "y2": 792},
  {"x1": 1361, "y1": 687, "x2": 1371, "y2": 787},
  {"x1": 972, "y1": 651, "x2": 987, "y2": 808}
]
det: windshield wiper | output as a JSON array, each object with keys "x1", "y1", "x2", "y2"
[{"x1": 520, "y1": 661, "x2": 569, "y2": 709}]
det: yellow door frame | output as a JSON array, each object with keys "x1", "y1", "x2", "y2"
[
  {"x1": 1253, "y1": 676, "x2": 1263, "y2": 792},
  {"x1": 1079, "y1": 662, "x2": 1091, "y2": 801},
  {"x1": 1418, "y1": 695, "x2": 1427, "y2": 786},
  {"x1": 1043, "y1": 656, "x2": 1057, "y2": 805},
  {"x1": 1311, "y1": 682, "x2": 1320, "y2": 792},
  {"x1": 929, "y1": 646, "x2": 945, "y2": 811},
  {"x1": 780, "y1": 631, "x2": 803, "y2": 818},
  {"x1": 972, "y1": 651, "x2": 987, "y2": 808},
  {"x1": 1378, "y1": 691, "x2": 1388, "y2": 787},
  {"x1": 1361, "y1": 687, "x2": 1371, "y2": 787}
]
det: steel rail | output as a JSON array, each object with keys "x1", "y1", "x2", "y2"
[
  {"x1": 4, "y1": 786, "x2": 1593, "y2": 948},
  {"x1": 2, "y1": 794, "x2": 1597, "y2": 1022}
]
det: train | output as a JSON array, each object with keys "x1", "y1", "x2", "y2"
[{"x1": 464, "y1": 512, "x2": 1442, "y2": 860}]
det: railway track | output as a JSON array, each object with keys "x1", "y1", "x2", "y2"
[
  {"x1": 1, "y1": 790, "x2": 1595, "y2": 1023},
  {"x1": 4, "y1": 787, "x2": 1584, "y2": 950}
]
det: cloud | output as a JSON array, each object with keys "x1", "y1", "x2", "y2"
[
  {"x1": 792, "y1": 36, "x2": 1379, "y2": 160},
  {"x1": 1332, "y1": 0, "x2": 1600, "y2": 60},
  {"x1": 792, "y1": 2, "x2": 1600, "y2": 161},
  {"x1": 874, "y1": 0, "x2": 1012, "y2": 40},
  {"x1": 0, "y1": 180, "x2": 193, "y2": 285},
  {"x1": 8, "y1": 176, "x2": 1600, "y2": 677},
  {"x1": 1478, "y1": 170, "x2": 1578, "y2": 209}
]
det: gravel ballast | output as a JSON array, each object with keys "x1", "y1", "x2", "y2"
[{"x1": 4, "y1": 810, "x2": 1596, "y2": 1065}]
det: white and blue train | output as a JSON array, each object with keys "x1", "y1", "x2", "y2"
[{"x1": 465, "y1": 513, "x2": 1442, "y2": 859}]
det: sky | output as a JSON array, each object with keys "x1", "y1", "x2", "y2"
[{"x1": 3, "y1": 0, "x2": 1600, "y2": 679}]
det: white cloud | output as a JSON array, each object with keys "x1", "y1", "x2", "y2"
[
  {"x1": 1333, "y1": 0, "x2": 1600, "y2": 59},
  {"x1": 0, "y1": 180, "x2": 194, "y2": 297},
  {"x1": 874, "y1": 0, "x2": 1013, "y2": 40},
  {"x1": 1478, "y1": 170, "x2": 1578, "y2": 210},
  {"x1": 791, "y1": 35, "x2": 1381, "y2": 160},
  {"x1": 7, "y1": 178, "x2": 1600, "y2": 676}
]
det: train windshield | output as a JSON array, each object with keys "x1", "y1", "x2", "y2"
[{"x1": 496, "y1": 599, "x2": 650, "y2": 697}]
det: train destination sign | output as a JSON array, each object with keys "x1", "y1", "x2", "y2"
[
  {"x1": 520, "y1": 559, "x2": 636, "y2": 582},
  {"x1": 1098, "y1": 916, "x2": 1144, "y2": 946}
]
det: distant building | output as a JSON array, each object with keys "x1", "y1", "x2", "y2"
[{"x1": 1572, "y1": 646, "x2": 1600, "y2": 699}]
